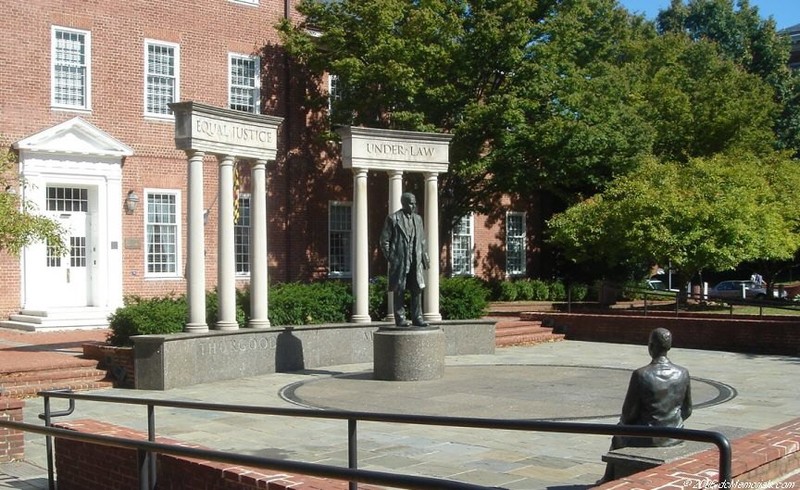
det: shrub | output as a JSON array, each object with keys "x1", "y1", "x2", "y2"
[
  {"x1": 549, "y1": 280, "x2": 567, "y2": 301},
  {"x1": 530, "y1": 279, "x2": 550, "y2": 300},
  {"x1": 498, "y1": 281, "x2": 518, "y2": 301},
  {"x1": 369, "y1": 276, "x2": 389, "y2": 321},
  {"x1": 439, "y1": 277, "x2": 489, "y2": 320},
  {"x1": 268, "y1": 281, "x2": 353, "y2": 326},
  {"x1": 205, "y1": 289, "x2": 247, "y2": 328},
  {"x1": 108, "y1": 295, "x2": 188, "y2": 346},
  {"x1": 568, "y1": 283, "x2": 589, "y2": 301},
  {"x1": 515, "y1": 279, "x2": 535, "y2": 300}
]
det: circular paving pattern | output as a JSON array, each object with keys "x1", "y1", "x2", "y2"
[{"x1": 280, "y1": 364, "x2": 736, "y2": 421}]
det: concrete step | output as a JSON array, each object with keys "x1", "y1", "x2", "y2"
[{"x1": 0, "y1": 307, "x2": 112, "y2": 331}]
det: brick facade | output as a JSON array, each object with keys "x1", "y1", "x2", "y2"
[{"x1": 0, "y1": 0, "x2": 541, "y2": 321}]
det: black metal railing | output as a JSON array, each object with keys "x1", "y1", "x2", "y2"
[{"x1": 0, "y1": 389, "x2": 734, "y2": 490}]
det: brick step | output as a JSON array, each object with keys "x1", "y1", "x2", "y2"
[
  {"x1": 495, "y1": 324, "x2": 551, "y2": 337},
  {"x1": 496, "y1": 331, "x2": 565, "y2": 347},
  {"x1": 0, "y1": 356, "x2": 100, "y2": 375},
  {"x1": 0, "y1": 366, "x2": 110, "y2": 387},
  {"x1": 1, "y1": 379, "x2": 114, "y2": 399},
  {"x1": 493, "y1": 320, "x2": 565, "y2": 347}
]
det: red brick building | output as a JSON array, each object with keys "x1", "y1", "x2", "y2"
[{"x1": 0, "y1": 0, "x2": 538, "y2": 329}]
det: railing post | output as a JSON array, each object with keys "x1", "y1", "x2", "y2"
[
  {"x1": 147, "y1": 403, "x2": 156, "y2": 489},
  {"x1": 348, "y1": 418, "x2": 358, "y2": 490},
  {"x1": 43, "y1": 395, "x2": 55, "y2": 490}
]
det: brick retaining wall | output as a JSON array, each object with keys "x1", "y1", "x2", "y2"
[
  {"x1": 523, "y1": 311, "x2": 800, "y2": 355},
  {"x1": 0, "y1": 397, "x2": 24, "y2": 462},
  {"x1": 52, "y1": 417, "x2": 800, "y2": 489},
  {"x1": 53, "y1": 419, "x2": 380, "y2": 490},
  {"x1": 595, "y1": 418, "x2": 800, "y2": 489}
]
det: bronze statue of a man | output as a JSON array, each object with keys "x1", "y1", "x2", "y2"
[
  {"x1": 600, "y1": 327, "x2": 692, "y2": 482},
  {"x1": 614, "y1": 327, "x2": 693, "y2": 448},
  {"x1": 379, "y1": 192, "x2": 430, "y2": 327}
]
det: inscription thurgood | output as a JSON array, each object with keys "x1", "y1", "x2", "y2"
[
  {"x1": 199, "y1": 336, "x2": 277, "y2": 356},
  {"x1": 194, "y1": 116, "x2": 274, "y2": 147}
]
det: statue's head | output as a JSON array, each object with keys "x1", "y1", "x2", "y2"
[
  {"x1": 400, "y1": 192, "x2": 417, "y2": 214},
  {"x1": 648, "y1": 328, "x2": 672, "y2": 358}
]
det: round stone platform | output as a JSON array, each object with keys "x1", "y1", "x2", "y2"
[{"x1": 373, "y1": 326, "x2": 445, "y2": 381}]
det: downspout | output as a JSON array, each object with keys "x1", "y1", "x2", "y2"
[{"x1": 283, "y1": 0, "x2": 293, "y2": 282}]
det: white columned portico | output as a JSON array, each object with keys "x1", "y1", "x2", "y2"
[
  {"x1": 186, "y1": 150, "x2": 208, "y2": 332},
  {"x1": 423, "y1": 172, "x2": 442, "y2": 322},
  {"x1": 337, "y1": 127, "x2": 452, "y2": 324},
  {"x1": 170, "y1": 102, "x2": 282, "y2": 333},
  {"x1": 248, "y1": 159, "x2": 270, "y2": 328},
  {"x1": 386, "y1": 170, "x2": 404, "y2": 320},
  {"x1": 352, "y1": 168, "x2": 371, "y2": 322},
  {"x1": 216, "y1": 154, "x2": 238, "y2": 330}
]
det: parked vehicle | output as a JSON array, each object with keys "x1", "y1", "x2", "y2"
[{"x1": 708, "y1": 280, "x2": 786, "y2": 300}]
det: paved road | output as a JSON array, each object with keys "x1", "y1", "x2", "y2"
[{"x1": 2, "y1": 332, "x2": 799, "y2": 489}]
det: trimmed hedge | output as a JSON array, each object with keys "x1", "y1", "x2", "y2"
[{"x1": 439, "y1": 276, "x2": 490, "y2": 320}]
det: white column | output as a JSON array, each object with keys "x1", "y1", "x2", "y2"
[
  {"x1": 249, "y1": 159, "x2": 270, "y2": 328},
  {"x1": 351, "y1": 168, "x2": 371, "y2": 323},
  {"x1": 423, "y1": 171, "x2": 442, "y2": 322},
  {"x1": 386, "y1": 170, "x2": 403, "y2": 321},
  {"x1": 216, "y1": 155, "x2": 238, "y2": 330},
  {"x1": 185, "y1": 150, "x2": 208, "y2": 332}
]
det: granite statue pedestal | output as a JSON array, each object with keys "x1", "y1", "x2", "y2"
[{"x1": 373, "y1": 326, "x2": 445, "y2": 381}]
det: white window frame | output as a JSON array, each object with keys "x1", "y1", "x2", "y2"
[
  {"x1": 235, "y1": 193, "x2": 251, "y2": 276},
  {"x1": 328, "y1": 201, "x2": 353, "y2": 278},
  {"x1": 144, "y1": 189, "x2": 182, "y2": 279},
  {"x1": 228, "y1": 53, "x2": 260, "y2": 114},
  {"x1": 328, "y1": 74, "x2": 340, "y2": 113},
  {"x1": 144, "y1": 39, "x2": 180, "y2": 118},
  {"x1": 451, "y1": 214, "x2": 474, "y2": 276},
  {"x1": 51, "y1": 26, "x2": 91, "y2": 110},
  {"x1": 229, "y1": 0, "x2": 259, "y2": 4},
  {"x1": 506, "y1": 211, "x2": 526, "y2": 277}
]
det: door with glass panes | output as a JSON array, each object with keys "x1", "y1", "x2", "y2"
[{"x1": 43, "y1": 186, "x2": 90, "y2": 307}]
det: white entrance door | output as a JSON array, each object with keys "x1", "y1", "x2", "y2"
[{"x1": 43, "y1": 186, "x2": 91, "y2": 307}]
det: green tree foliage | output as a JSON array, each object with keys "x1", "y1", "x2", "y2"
[
  {"x1": 0, "y1": 147, "x2": 66, "y2": 256},
  {"x1": 278, "y1": 0, "x2": 795, "y2": 279},
  {"x1": 547, "y1": 152, "x2": 800, "y2": 286},
  {"x1": 656, "y1": 0, "x2": 800, "y2": 155}
]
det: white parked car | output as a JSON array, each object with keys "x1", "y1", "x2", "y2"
[{"x1": 708, "y1": 280, "x2": 786, "y2": 300}]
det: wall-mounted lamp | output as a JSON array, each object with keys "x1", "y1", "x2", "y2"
[{"x1": 125, "y1": 190, "x2": 139, "y2": 214}]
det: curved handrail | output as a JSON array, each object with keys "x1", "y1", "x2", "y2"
[{"x1": 25, "y1": 390, "x2": 732, "y2": 489}]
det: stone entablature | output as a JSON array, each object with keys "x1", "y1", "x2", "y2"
[
  {"x1": 337, "y1": 126, "x2": 452, "y2": 172},
  {"x1": 171, "y1": 102, "x2": 282, "y2": 160}
]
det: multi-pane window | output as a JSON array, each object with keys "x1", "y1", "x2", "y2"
[
  {"x1": 70, "y1": 237, "x2": 86, "y2": 267},
  {"x1": 45, "y1": 187, "x2": 88, "y2": 268},
  {"x1": 328, "y1": 74, "x2": 340, "y2": 113},
  {"x1": 329, "y1": 202, "x2": 352, "y2": 277},
  {"x1": 146, "y1": 191, "x2": 179, "y2": 276},
  {"x1": 52, "y1": 27, "x2": 90, "y2": 109},
  {"x1": 46, "y1": 238, "x2": 62, "y2": 268},
  {"x1": 47, "y1": 187, "x2": 88, "y2": 212},
  {"x1": 235, "y1": 194, "x2": 251, "y2": 275},
  {"x1": 506, "y1": 212, "x2": 526, "y2": 276},
  {"x1": 145, "y1": 40, "x2": 179, "y2": 117},
  {"x1": 451, "y1": 214, "x2": 473, "y2": 276},
  {"x1": 229, "y1": 54, "x2": 259, "y2": 113}
]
